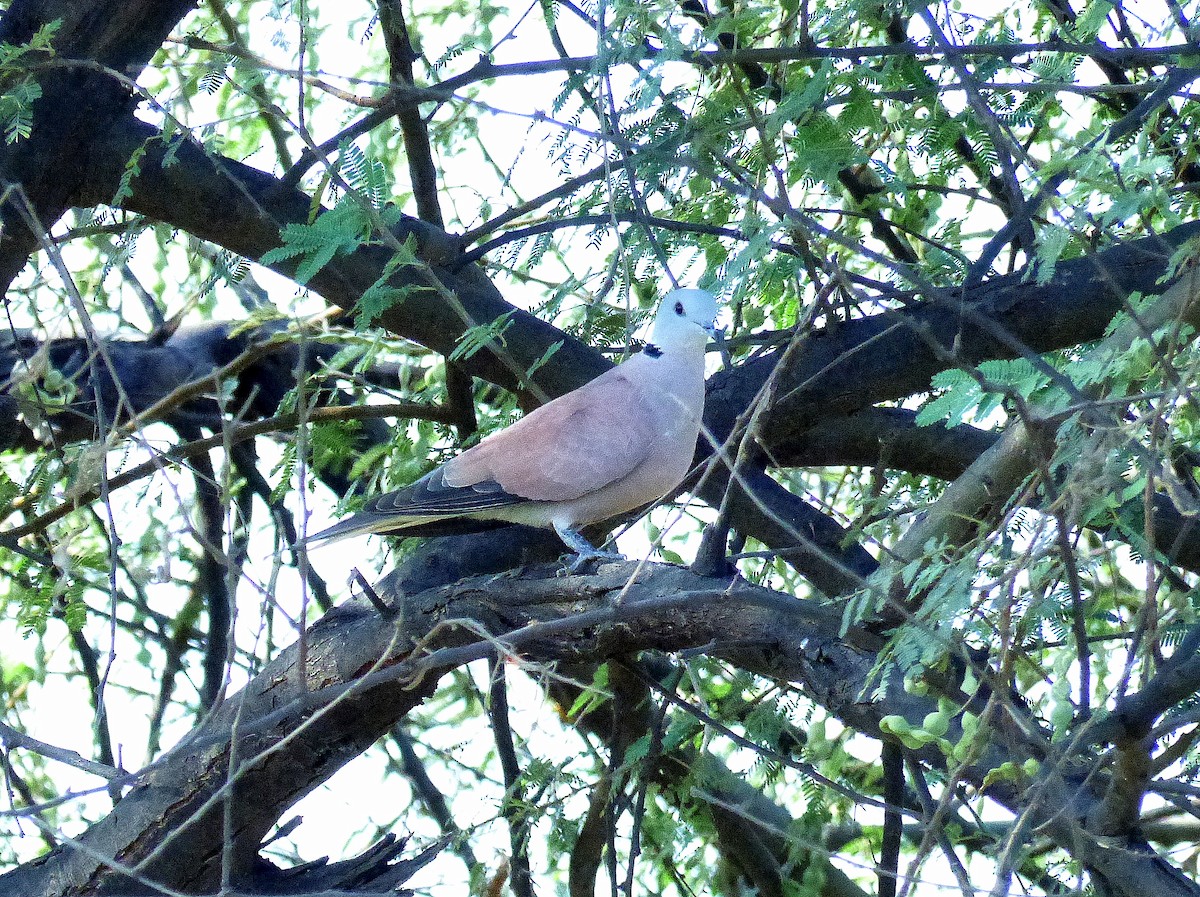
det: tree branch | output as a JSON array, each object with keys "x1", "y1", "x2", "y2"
[{"x1": 2, "y1": 544, "x2": 1192, "y2": 896}]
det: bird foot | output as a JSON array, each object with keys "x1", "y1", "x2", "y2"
[
  {"x1": 554, "y1": 526, "x2": 623, "y2": 574},
  {"x1": 565, "y1": 548, "x2": 626, "y2": 575}
]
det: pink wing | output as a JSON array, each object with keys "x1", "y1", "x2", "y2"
[
  {"x1": 303, "y1": 368, "x2": 655, "y2": 544},
  {"x1": 445, "y1": 371, "x2": 654, "y2": 502}
]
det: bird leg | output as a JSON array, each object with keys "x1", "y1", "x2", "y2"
[{"x1": 554, "y1": 524, "x2": 624, "y2": 573}]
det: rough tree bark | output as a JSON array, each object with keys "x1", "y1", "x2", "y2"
[{"x1": 4, "y1": 537, "x2": 1198, "y2": 895}]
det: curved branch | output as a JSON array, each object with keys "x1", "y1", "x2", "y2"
[
  {"x1": 1, "y1": 549, "x2": 1190, "y2": 896},
  {"x1": 0, "y1": 0, "x2": 197, "y2": 295},
  {"x1": 705, "y1": 220, "x2": 1200, "y2": 459},
  {"x1": 80, "y1": 115, "x2": 612, "y2": 402},
  {"x1": 763, "y1": 405, "x2": 1200, "y2": 580}
]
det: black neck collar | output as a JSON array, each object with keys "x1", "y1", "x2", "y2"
[{"x1": 642, "y1": 343, "x2": 663, "y2": 358}]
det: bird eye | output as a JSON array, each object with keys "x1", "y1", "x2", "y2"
[{"x1": 674, "y1": 301, "x2": 684, "y2": 315}]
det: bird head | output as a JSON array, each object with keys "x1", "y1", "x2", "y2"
[{"x1": 649, "y1": 288, "x2": 719, "y2": 351}]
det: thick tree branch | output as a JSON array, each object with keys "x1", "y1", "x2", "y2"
[
  {"x1": 765, "y1": 405, "x2": 1200, "y2": 582},
  {"x1": 3, "y1": 554, "x2": 1192, "y2": 896},
  {"x1": 0, "y1": 0, "x2": 198, "y2": 294},
  {"x1": 704, "y1": 221, "x2": 1200, "y2": 462},
  {"x1": 80, "y1": 115, "x2": 611, "y2": 402}
]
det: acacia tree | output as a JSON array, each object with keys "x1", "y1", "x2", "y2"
[{"x1": 0, "y1": 0, "x2": 1199, "y2": 894}]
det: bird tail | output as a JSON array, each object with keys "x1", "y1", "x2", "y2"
[
  {"x1": 296, "y1": 510, "x2": 518, "y2": 551},
  {"x1": 295, "y1": 468, "x2": 525, "y2": 550},
  {"x1": 296, "y1": 512, "x2": 445, "y2": 549}
]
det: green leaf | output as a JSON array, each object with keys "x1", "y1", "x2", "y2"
[
  {"x1": 261, "y1": 199, "x2": 375, "y2": 284},
  {"x1": 792, "y1": 112, "x2": 859, "y2": 186},
  {"x1": 917, "y1": 360, "x2": 1051, "y2": 427},
  {"x1": 1033, "y1": 223, "x2": 1071, "y2": 285},
  {"x1": 525, "y1": 339, "x2": 563, "y2": 379},
  {"x1": 567, "y1": 664, "x2": 610, "y2": 719},
  {"x1": 449, "y1": 311, "x2": 516, "y2": 362}
]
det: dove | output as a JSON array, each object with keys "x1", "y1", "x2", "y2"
[{"x1": 305, "y1": 288, "x2": 719, "y2": 565}]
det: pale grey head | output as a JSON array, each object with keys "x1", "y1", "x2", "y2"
[{"x1": 648, "y1": 288, "x2": 719, "y2": 351}]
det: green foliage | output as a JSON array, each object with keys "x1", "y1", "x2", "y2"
[
  {"x1": 308, "y1": 419, "x2": 361, "y2": 476},
  {"x1": 566, "y1": 663, "x2": 610, "y2": 720},
  {"x1": 524, "y1": 338, "x2": 563, "y2": 379},
  {"x1": 917, "y1": 359, "x2": 1052, "y2": 427},
  {"x1": 0, "y1": 79, "x2": 39, "y2": 144},
  {"x1": 353, "y1": 236, "x2": 425, "y2": 328},
  {"x1": 111, "y1": 138, "x2": 149, "y2": 207},
  {"x1": 337, "y1": 140, "x2": 392, "y2": 208},
  {"x1": 260, "y1": 198, "x2": 402, "y2": 284},
  {"x1": 269, "y1": 440, "x2": 298, "y2": 505},
  {"x1": 0, "y1": 18, "x2": 58, "y2": 144},
  {"x1": 448, "y1": 310, "x2": 515, "y2": 362}
]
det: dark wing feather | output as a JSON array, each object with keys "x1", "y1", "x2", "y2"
[
  {"x1": 366, "y1": 467, "x2": 523, "y2": 515},
  {"x1": 303, "y1": 466, "x2": 526, "y2": 544}
]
